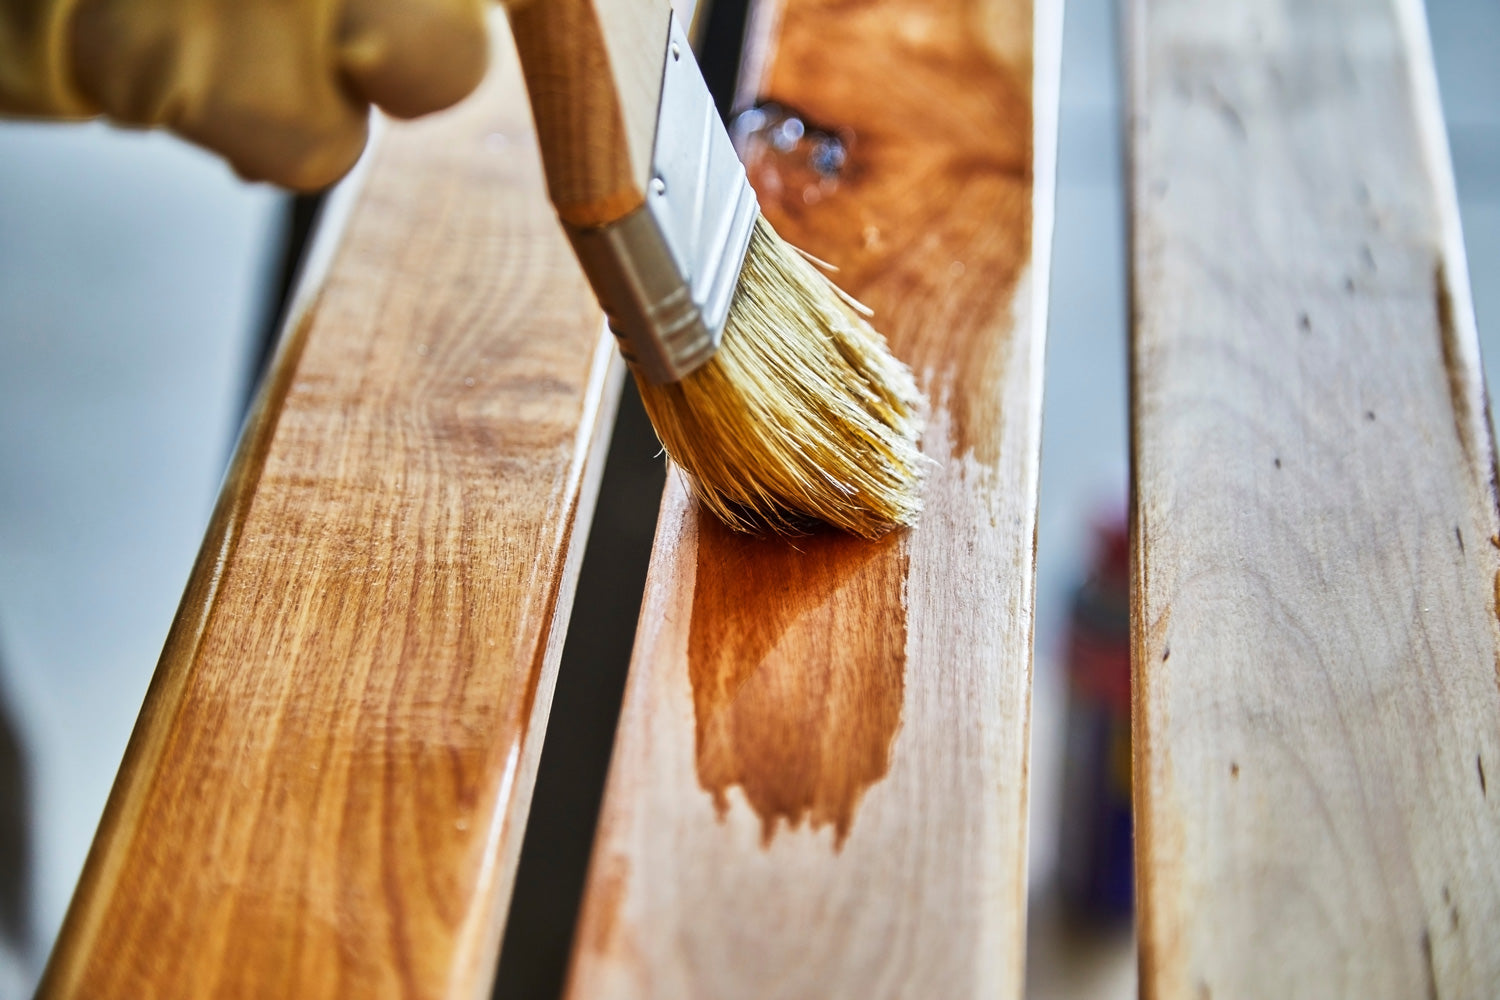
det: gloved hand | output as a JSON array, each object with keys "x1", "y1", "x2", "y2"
[{"x1": 0, "y1": 0, "x2": 490, "y2": 189}]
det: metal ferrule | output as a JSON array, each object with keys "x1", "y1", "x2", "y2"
[{"x1": 563, "y1": 11, "x2": 758, "y2": 385}]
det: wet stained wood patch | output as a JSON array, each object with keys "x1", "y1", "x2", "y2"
[
  {"x1": 563, "y1": 0, "x2": 1063, "y2": 997},
  {"x1": 688, "y1": 523, "x2": 907, "y2": 848}
]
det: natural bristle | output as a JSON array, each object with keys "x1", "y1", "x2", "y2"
[{"x1": 636, "y1": 214, "x2": 926, "y2": 539}]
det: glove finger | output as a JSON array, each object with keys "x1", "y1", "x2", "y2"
[
  {"x1": 338, "y1": 0, "x2": 488, "y2": 120},
  {"x1": 69, "y1": 0, "x2": 186, "y2": 125},
  {"x1": 70, "y1": 0, "x2": 371, "y2": 190},
  {"x1": 179, "y1": 94, "x2": 370, "y2": 191},
  {"x1": 0, "y1": 0, "x2": 95, "y2": 115}
]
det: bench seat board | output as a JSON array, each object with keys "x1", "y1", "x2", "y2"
[
  {"x1": 38, "y1": 28, "x2": 621, "y2": 1000},
  {"x1": 563, "y1": 0, "x2": 1063, "y2": 996},
  {"x1": 1128, "y1": 0, "x2": 1500, "y2": 996}
]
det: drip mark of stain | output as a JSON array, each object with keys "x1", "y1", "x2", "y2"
[
  {"x1": 687, "y1": 519, "x2": 908, "y2": 849},
  {"x1": 1420, "y1": 928, "x2": 1438, "y2": 1000}
]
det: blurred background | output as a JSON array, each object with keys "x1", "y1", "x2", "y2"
[{"x1": 0, "y1": 0, "x2": 1494, "y2": 996}]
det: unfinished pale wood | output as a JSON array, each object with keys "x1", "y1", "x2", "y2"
[
  {"x1": 1129, "y1": 0, "x2": 1500, "y2": 996},
  {"x1": 507, "y1": 0, "x2": 672, "y2": 227},
  {"x1": 37, "y1": 24, "x2": 621, "y2": 1000},
  {"x1": 563, "y1": 0, "x2": 1062, "y2": 995}
]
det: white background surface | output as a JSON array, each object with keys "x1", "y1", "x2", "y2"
[{"x1": 0, "y1": 123, "x2": 285, "y2": 991}]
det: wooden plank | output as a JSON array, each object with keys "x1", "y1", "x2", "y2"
[
  {"x1": 37, "y1": 22, "x2": 621, "y2": 999},
  {"x1": 1128, "y1": 0, "x2": 1500, "y2": 996},
  {"x1": 563, "y1": 0, "x2": 1062, "y2": 996}
]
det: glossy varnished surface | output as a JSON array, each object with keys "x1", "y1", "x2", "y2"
[
  {"x1": 38, "y1": 26, "x2": 620, "y2": 1000},
  {"x1": 1129, "y1": 0, "x2": 1500, "y2": 996},
  {"x1": 564, "y1": 0, "x2": 1063, "y2": 996},
  {"x1": 688, "y1": 524, "x2": 907, "y2": 847}
]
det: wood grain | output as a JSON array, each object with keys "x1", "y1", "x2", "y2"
[
  {"x1": 563, "y1": 0, "x2": 1063, "y2": 995},
  {"x1": 1129, "y1": 0, "x2": 1500, "y2": 996},
  {"x1": 37, "y1": 22, "x2": 621, "y2": 1000}
]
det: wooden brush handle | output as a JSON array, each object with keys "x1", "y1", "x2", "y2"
[{"x1": 505, "y1": 0, "x2": 673, "y2": 228}]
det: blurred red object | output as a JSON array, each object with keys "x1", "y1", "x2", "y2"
[{"x1": 1056, "y1": 504, "x2": 1133, "y2": 921}]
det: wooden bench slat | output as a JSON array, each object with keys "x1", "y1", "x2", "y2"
[
  {"x1": 1129, "y1": 0, "x2": 1500, "y2": 995},
  {"x1": 38, "y1": 27, "x2": 620, "y2": 999},
  {"x1": 563, "y1": 1, "x2": 1062, "y2": 996}
]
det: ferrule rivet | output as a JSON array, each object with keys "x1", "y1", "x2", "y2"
[
  {"x1": 671, "y1": 42, "x2": 681, "y2": 60},
  {"x1": 651, "y1": 176, "x2": 667, "y2": 196}
]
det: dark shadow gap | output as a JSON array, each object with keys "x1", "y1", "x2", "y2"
[
  {"x1": 490, "y1": 380, "x2": 665, "y2": 1000},
  {"x1": 491, "y1": 6, "x2": 749, "y2": 994},
  {"x1": 240, "y1": 192, "x2": 326, "y2": 424}
]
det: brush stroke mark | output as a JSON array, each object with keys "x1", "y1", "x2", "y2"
[
  {"x1": 683, "y1": 0, "x2": 1034, "y2": 852},
  {"x1": 688, "y1": 521, "x2": 907, "y2": 848}
]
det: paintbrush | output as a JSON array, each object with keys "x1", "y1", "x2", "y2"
[{"x1": 505, "y1": 0, "x2": 924, "y2": 538}]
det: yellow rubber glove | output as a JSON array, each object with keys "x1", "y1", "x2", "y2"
[{"x1": 0, "y1": 0, "x2": 489, "y2": 189}]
